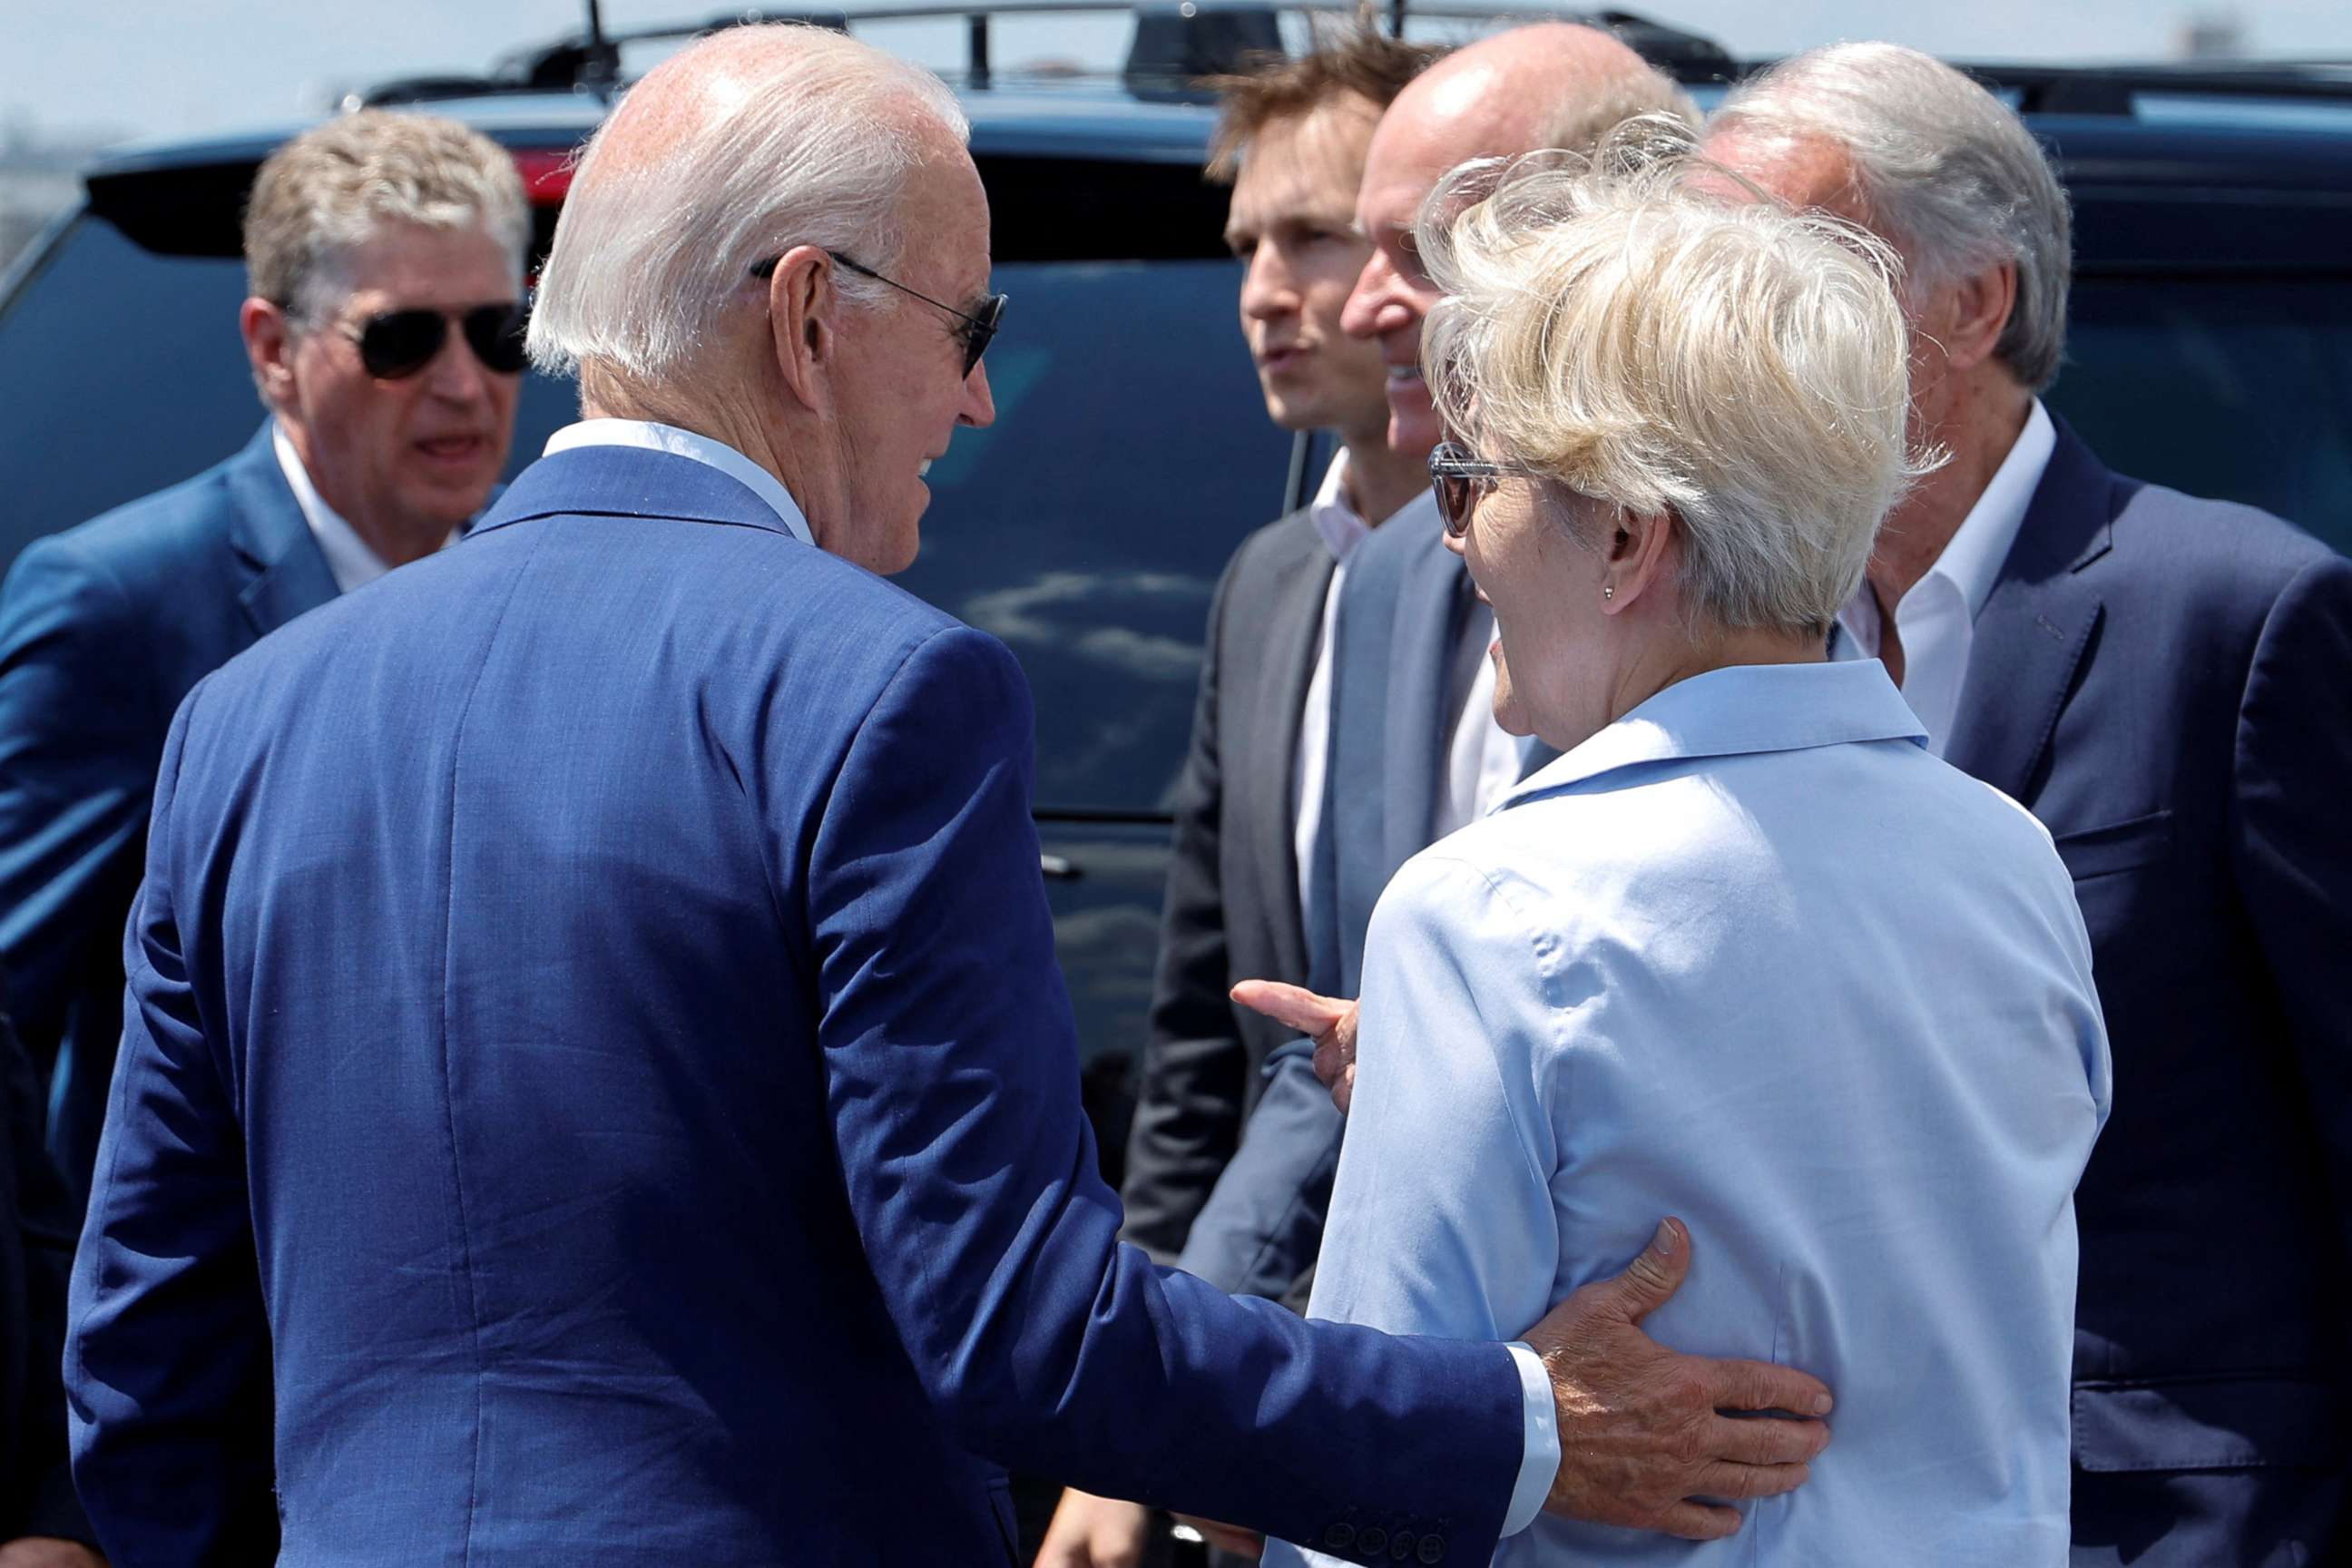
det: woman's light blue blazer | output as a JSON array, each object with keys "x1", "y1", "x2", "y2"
[{"x1": 1270, "y1": 659, "x2": 2112, "y2": 1567}]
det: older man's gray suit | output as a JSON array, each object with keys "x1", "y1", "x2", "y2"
[{"x1": 1120, "y1": 509, "x2": 1341, "y2": 1298}]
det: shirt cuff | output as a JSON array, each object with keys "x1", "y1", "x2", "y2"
[{"x1": 1501, "y1": 1339, "x2": 1560, "y2": 1536}]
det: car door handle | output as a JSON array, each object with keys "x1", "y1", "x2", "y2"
[{"x1": 1040, "y1": 853, "x2": 1082, "y2": 881}]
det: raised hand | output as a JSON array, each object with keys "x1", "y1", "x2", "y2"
[{"x1": 1229, "y1": 980, "x2": 1357, "y2": 1112}]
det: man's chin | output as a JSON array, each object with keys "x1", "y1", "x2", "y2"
[{"x1": 1385, "y1": 381, "x2": 1440, "y2": 457}]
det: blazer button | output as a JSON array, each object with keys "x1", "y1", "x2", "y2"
[
  {"x1": 1357, "y1": 1526, "x2": 1388, "y2": 1556},
  {"x1": 1389, "y1": 1529, "x2": 1416, "y2": 1559},
  {"x1": 1417, "y1": 1534, "x2": 1446, "y2": 1563},
  {"x1": 1322, "y1": 1523, "x2": 1357, "y2": 1551}
]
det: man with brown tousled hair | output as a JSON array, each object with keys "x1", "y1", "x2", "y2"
[{"x1": 1043, "y1": 35, "x2": 1445, "y2": 1563}]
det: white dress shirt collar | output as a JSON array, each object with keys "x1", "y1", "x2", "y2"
[
  {"x1": 1834, "y1": 398, "x2": 2055, "y2": 751},
  {"x1": 272, "y1": 422, "x2": 395, "y2": 595},
  {"x1": 1935, "y1": 397, "x2": 2056, "y2": 622},
  {"x1": 543, "y1": 419, "x2": 816, "y2": 546},
  {"x1": 1306, "y1": 450, "x2": 1376, "y2": 564}
]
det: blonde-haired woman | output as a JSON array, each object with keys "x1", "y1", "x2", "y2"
[{"x1": 1263, "y1": 149, "x2": 2111, "y2": 1566}]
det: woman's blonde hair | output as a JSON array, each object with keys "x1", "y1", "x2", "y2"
[{"x1": 1420, "y1": 122, "x2": 1935, "y2": 634}]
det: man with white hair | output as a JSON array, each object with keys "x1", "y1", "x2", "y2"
[
  {"x1": 1704, "y1": 44, "x2": 2352, "y2": 1565},
  {"x1": 0, "y1": 110, "x2": 526, "y2": 1198},
  {"x1": 64, "y1": 24, "x2": 1834, "y2": 1567}
]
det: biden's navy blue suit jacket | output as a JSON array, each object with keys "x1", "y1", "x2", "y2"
[
  {"x1": 1955, "y1": 421, "x2": 2352, "y2": 1565},
  {"x1": 0, "y1": 422, "x2": 338, "y2": 1194},
  {"x1": 64, "y1": 445, "x2": 1522, "y2": 1568}
]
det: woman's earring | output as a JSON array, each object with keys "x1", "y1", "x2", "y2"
[{"x1": 1602, "y1": 584, "x2": 1615, "y2": 602}]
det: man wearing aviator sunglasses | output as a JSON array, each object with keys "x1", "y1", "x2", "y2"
[{"x1": 0, "y1": 111, "x2": 526, "y2": 1197}]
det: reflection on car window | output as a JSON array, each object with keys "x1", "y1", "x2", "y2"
[
  {"x1": 2053, "y1": 277, "x2": 2352, "y2": 556},
  {"x1": 896, "y1": 258, "x2": 1289, "y2": 812}
]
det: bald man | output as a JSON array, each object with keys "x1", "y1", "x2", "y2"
[
  {"x1": 1207, "y1": 26, "x2": 1702, "y2": 1389},
  {"x1": 64, "y1": 24, "x2": 1828, "y2": 1568},
  {"x1": 1310, "y1": 24, "x2": 1696, "y2": 1004}
]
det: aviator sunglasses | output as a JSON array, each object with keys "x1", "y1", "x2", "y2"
[
  {"x1": 1427, "y1": 441, "x2": 1523, "y2": 538},
  {"x1": 750, "y1": 250, "x2": 1007, "y2": 379},
  {"x1": 348, "y1": 302, "x2": 531, "y2": 381}
]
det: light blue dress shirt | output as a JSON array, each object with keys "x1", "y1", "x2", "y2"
[{"x1": 1267, "y1": 659, "x2": 2112, "y2": 1567}]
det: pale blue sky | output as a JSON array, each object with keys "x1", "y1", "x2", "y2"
[{"x1": 10, "y1": 0, "x2": 2351, "y2": 145}]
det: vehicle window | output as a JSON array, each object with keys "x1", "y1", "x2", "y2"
[
  {"x1": 2053, "y1": 276, "x2": 2352, "y2": 555},
  {"x1": 0, "y1": 220, "x2": 1285, "y2": 816},
  {"x1": 901, "y1": 257, "x2": 1287, "y2": 813}
]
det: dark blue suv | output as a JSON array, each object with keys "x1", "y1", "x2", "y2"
[{"x1": 2, "y1": 12, "x2": 2349, "y2": 1192}]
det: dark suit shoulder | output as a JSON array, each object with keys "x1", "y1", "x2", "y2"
[
  {"x1": 11, "y1": 452, "x2": 249, "y2": 606},
  {"x1": 1223, "y1": 508, "x2": 1327, "y2": 576},
  {"x1": 2099, "y1": 464, "x2": 2334, "y2": 596}
]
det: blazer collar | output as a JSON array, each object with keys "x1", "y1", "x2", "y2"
[
  {"x1": 1503, "y1": 661, "x2": 1926, "y2": 807},
  {"x1": 1941, "y1": 414, "x2": 2119, "y2": 802},
  {"x1": 471, "y1": 445, "x2": 809, "y2": 541},
  {"x1": 223, "y1": 420, "x2": 340, "y2": 639},
  {"x1": 1246, "y1": 521, "x2": 1338, "y2": 982}
]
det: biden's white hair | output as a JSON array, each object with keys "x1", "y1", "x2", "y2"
[
  {"x1": 1420, "y1": 125, "x2": 1935, "y2": 635},
  {"x1": 1710, "y1": 42, "x2": 2073, "y2": 392},
  {"x1": 527, "y1": 24, "x2": 969, "y2": 381}
]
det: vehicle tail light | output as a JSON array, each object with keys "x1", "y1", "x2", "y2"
[{"x1": 511, "y1": 149, "x2": 575, "y2": 207}]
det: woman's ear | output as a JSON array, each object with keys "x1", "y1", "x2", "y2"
[
  {"x1": 1602, "y1": 505, "x2": 1679, "y2": 614},
  {"x1": 766, "y1": 245, "x2": 838, "y2": 413}
]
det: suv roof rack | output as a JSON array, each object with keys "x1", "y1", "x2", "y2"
[
  {"x1": 1965, "y1": 59, "x2": 2352, "y2": 115},
  {"x1": 355, "y1": 0, "x2": 1735, "y2": 107}
]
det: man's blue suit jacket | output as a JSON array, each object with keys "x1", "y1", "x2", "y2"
[
  {"x1": 64, "y1": 446, "x2": 1523, "y2": 1567},
  {"x1": 1950, "y1": 421, "x2": 2352, "y2": 1565},
  {"x1": 0, "y1": 422, "x2": 339, "y2": 1194}
]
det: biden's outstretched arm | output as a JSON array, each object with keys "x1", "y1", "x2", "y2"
[{"x1": 803, "y1": 623, "x2": 1524, "y2": 1557}]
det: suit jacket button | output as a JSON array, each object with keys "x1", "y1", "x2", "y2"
[
  {"x1": 1323, "y1": 1524, "x2": 1357, "y2": 1551},
  {"x1": 1418, "y1": 1535, "x2": 1446, "y2": 1563},
  {"x1": 1389, "y1": 1529, "x2": 1416, "y2": 1559},
  {"x1": 1357, "y1": 1526, "x2": 1388, "y2": 1556}
]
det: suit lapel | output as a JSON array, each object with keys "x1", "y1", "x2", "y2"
[
  {"x1": 1242, "y1": 533, "x2": 1336, "y2": 985},
  {"x1": 1944, "y1": 417, "x2": 2117, "y2": 803},
  {"x1": 1384, "y1": 533, "x2": 1469, "y2": 867},
  {"x1": 223, "y1": 423, "x2": 340, "y2": 642}
]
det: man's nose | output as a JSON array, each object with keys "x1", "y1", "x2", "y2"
[
  {"x1": 960, "y1": 358, "x2": 996, "y2": 428},
  {"x1": 1339, "y1": 254, "x2": 1390, "y2": 340},
  {"x1": 424, "y1": 327, "x2": 493, "y2": 404},
  {"x1": 1240, "y1": 248, "x2": 1295, "y2": 322}
]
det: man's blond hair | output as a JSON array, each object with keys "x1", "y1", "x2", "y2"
[{"x1": 243, "y1": 109, "x2": 528, "y2": 323}]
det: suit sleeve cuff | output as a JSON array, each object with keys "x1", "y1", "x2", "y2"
[{"x1": 1501, "y1": 1339, "x2": 1559, "y2": 1536}]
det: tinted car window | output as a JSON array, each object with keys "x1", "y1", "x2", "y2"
[
  {"x1": 903, "y1": 257, "x2": 1284, "y2": 812},
  {"x1": 0, "y1": 224, "x2": 1284, "y2": 818},
  {"x1": 2053, "y1": 276, "x2": 2352, "y2": 554}
]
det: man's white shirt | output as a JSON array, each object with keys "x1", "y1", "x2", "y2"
[
  {"x1": 543, "y1": 418, "x2": 817, "y2": 545},
  {"x1": 1833, "y1": 399, "x2": 2056, "y2": 753}
]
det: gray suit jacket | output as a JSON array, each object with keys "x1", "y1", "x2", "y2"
[
  {"x1": 1119, "y1": 510, "x2": 1333, "y2": 1276},
  {"x1": 1317, "y1": 507, "x2": 1556, "y2": 997}
]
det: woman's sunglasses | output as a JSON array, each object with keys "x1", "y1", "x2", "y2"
[
  {"x1": 1427, "y1": 441, "x2": 1522, "y2": 538},
  {"x1": 348, "y1": 302, "x2": 530, "y2": 382}
]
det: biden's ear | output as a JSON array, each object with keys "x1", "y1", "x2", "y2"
[{"x1": 765, "y1": 245, "x2": 840, "y2": 415}]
